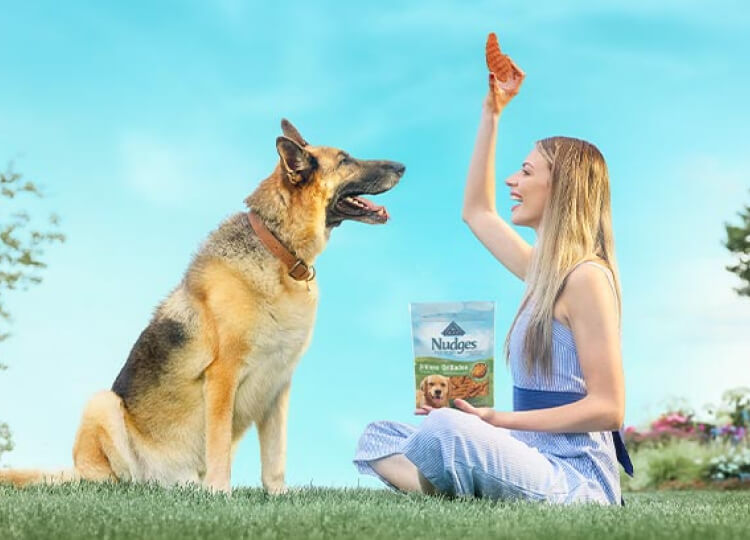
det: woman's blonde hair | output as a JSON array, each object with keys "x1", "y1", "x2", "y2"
[{"x1": 504, "y1": 136, "x2": 621, "y2": 377}]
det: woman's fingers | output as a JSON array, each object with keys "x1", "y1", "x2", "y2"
[
  {"x1": 455, "y1": 400, "x2": 497, "y2": 424},
  {"x1": 508, "y1": 57, "x2": 525, "y2": 78},
  {"x1": 453, "y1": 399, "x2": 477, "y2": 414},
  {"x1": 486, "y1": 56, "x2": 524, "y2": 107},
  {"x1": 414, "y1": 406, "x2": 434, "y2": 415},
  {"x1": 490, "y1": 72, "x2": 509, "y2": 96},
  {"x1": 488, "y1": 72, "x2": 499, "y2": 95}
]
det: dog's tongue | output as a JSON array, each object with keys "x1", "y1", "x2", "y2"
[
  {"x1": 354, "y1": 196, "x2": 389, "y2": 221},
  {"x1": 353, "y1": 195, "x2": 381, "y2": 212}
]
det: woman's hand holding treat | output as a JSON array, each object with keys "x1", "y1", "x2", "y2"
[{"x1": 483, "y1": 32, "x2": 525, "y2": 117}]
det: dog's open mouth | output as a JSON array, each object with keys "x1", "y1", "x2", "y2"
[
  {"x1": 325, "y1": 160, "x2": 404, "y2": 228},
  {"x1": 335, "y1": 194, "x2": 390, "y2": 224}
]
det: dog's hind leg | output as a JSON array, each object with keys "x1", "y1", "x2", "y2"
[
  {"x1": 72, "y1": 390, "x2": 136, "y2": 482},
  {"x1": 0, "y1": 391, "x2": 133, "y2": 488}
]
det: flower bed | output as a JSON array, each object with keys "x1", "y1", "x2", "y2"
[{"x1": 622, "y1": 387, "x2": 750, "y2": 490}]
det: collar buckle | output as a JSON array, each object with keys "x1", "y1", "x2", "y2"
[{"x1": 288, "y1": 259, "x2": 314, "y2": 281}]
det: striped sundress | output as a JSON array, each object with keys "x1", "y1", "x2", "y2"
[{"x1": 353, "y1": 261, "x2": 627, "y2": 505}]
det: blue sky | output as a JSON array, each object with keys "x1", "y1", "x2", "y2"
[{"x1": 1, "y1": 1, "x2": 749, "y2": 488}]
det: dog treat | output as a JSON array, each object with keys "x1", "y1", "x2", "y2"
[
  {"x1": 485, "y1": 32, "x2": 514, "y2": 82},
  {"x1": 450, "y1": 376, "x2": 489, "y2": 399},
  {"x1": 411, "y1": 302, "x2": 494, "y2": 409},
  {"x1": 471, "y1": 362, "x2": 488, "y2": 379}
]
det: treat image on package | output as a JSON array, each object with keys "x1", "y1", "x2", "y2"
[{"x1": 410, "y1": 302, "x2": 495, "y2": 409}]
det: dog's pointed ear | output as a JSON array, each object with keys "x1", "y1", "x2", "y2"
[
  {"x1": 281, "y1": 118, "x2": 308, "y2": 147},
  {"x1": 276, "y1": 136, "x2": 316, "y2": 185}
]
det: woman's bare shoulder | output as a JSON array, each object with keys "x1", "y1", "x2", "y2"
[{"x1": 555, "y1": 258, "x2": 615, "y2": 326}]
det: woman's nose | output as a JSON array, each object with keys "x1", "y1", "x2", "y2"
[{"x1": 504, "y1": 174, "x2": 517, "y2": 187}]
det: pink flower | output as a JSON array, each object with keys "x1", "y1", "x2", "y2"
[{"x1": 625, "y1": 426, "x2": 637, "y2": 434}]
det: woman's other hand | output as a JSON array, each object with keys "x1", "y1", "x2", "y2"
[{"x1": 453, "y1": 399, "x2": 508, "y2": 427}]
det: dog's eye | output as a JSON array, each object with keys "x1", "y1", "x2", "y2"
[{"x1": 339, "y1": 153, "x2": 352, "y2": 165}]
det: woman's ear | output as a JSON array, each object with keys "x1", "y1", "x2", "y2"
[{"x1": 276, "y1": 136, "x2": 316, "y2": 185}]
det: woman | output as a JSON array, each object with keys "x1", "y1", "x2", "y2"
[{"x1": 353, "y1": 60, "x2": 632, "y2": 506}]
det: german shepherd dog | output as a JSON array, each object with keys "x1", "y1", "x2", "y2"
[{"x1": 0, "y1": 120, "x2": 404, "y2": 494}]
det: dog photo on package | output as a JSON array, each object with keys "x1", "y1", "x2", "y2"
[{"x1": 411, "y1": 302, "x2": 494, "y2": 409}]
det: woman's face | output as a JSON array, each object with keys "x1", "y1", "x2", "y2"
[{"x1": 504, "y1": 146, "x2": 551, "y2": 231}]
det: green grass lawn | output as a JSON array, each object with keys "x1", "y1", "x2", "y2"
[{"x1": 1, "y1": 483, "x2": 749, "y2": 539}]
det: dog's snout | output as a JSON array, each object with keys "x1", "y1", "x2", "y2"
[
  {"x1": 434, "y1": 389, "x2": 442, "y2": 396},
  {"x1": 392, "y1": 162, "x2": 406, "y2": 176}
]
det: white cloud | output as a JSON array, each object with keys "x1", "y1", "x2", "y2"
[
  {"x1": 118, "y1": 132, "x2": 264, "y2": 210},
  {"x1": 623, "y1": 253, "x2": 750, "y2": 426},
  {"x1": 119, "y1": 134, "x2": 196, "y2": 206}
]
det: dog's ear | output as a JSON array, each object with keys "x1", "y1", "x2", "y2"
[
  {"x1": 281, "y1": 118, "x2": 309, "y2": 147},
  {"x1": 419, "y1": 377, "x2": 427, "y2": 394},
  {"x1": 276, "y1": 136, "x2": 316, "y2": 185}
]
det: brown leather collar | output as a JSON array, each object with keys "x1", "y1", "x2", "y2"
[{"x1": 247, "y1": 211, "x2": 315, "y2": 282}]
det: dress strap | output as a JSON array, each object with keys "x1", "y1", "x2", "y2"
[
  {"x1": 579, "y1": 261, "x2": 619, "y2": 314},
  {"x1": 567, "y1": 259, "x2": 620, "y2": 329}
]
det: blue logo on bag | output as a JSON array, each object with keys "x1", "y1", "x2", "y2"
[
  {"x1": 441, "y1": 321, "x2": 466, "y2": 336},
  {"x1": 432, "y1": 321, "x2": 476, "y2": 353}
]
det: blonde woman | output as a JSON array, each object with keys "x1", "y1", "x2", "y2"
[{"x1": 353, "y1": 64, "x2": 632, "y2": 505}]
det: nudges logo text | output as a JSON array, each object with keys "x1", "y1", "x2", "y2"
[{"x1": 431, "y1": 321, "x2": 478, "y2": 354}]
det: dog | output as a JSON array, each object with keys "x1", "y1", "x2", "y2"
[
  {"x1": 0, "y1": 119, "x2": 405, "y2": 494},
  {"x1": 416, "y1": 375, "x2": 451, "y2": 409}
]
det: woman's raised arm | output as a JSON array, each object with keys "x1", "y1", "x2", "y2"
[{"x1": 462, "y1": 69, "x2": 531, "y2": 281}]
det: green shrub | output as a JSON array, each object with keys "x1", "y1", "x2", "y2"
[{"x1": 621, "y1": 439, "x2": 726, "y2": 491}]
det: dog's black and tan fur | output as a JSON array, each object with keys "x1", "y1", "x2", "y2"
[{"x1": 0, "y1": 120, "x2": 404, "y2": 494}]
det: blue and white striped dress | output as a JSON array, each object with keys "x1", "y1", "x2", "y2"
[{"x1": 353, "y1": 262, "x2": 623, "y2": 505}]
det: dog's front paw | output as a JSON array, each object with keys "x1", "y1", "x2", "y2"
[
  {"x1": 264, "y1": 482, "x2": 287, "y2": 496},
  {"x1": 204, "y1": 477, "x2": 232, "y2": 496}
]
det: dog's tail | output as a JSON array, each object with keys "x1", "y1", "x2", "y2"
[{"x1": 0, "y1": 467, "x2": 79, "y2": 488}]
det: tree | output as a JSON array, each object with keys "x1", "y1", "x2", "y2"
[
  {"x1": 0, "y1": 163, "x2": 65, "y2": 463},
  {"x1": 724, "y1": 192, "x2": 750, "y2": 298}
]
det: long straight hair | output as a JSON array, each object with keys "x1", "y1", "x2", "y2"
[{"x1": 504, "y1": 136, "x2": 622, "y2": 377}]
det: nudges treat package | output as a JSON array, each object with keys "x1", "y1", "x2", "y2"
[{"x1": 410, "y1": 302, "x2": 495, "y2": 409}]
